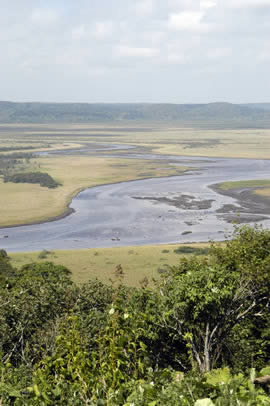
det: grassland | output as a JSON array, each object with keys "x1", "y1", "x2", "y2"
[
  {"x1": 217, "y1": 179, "x2": 270, "y2": 198},
  {"x1": 256, "y1": 188, "x2": 270, "y2": 197},
  {"x1": 110, "y1": 128, "x2": 270, "y2": 159},
  {"x1": 10, "y1": 243, "x2": 211, "y2": 287},
  {"x1": 1, "y1": 123, "x2": 270, "y2": 159}
]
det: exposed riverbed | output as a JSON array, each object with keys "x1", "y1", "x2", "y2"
[{"x1": 1, "y1": 146, "x2": 270, "y2": 252}]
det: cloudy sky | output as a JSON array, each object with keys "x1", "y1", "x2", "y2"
[{"x1": 1, "y1": 0, "x2": 270, "y2": 103}]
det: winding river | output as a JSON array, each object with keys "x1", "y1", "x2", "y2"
[{"x1": 1, "y1": 148, "x2": 270, "y2": 252}]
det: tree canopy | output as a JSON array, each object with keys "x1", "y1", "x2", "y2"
[{"x1": 0, "y1": 226, "x2": 269, "y2": 405}]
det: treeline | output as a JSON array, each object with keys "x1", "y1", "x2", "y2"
[
  {"x1": 1, "y1": 101, "x2": 270, "y2": 128},
  {"x1": 0, "y1": 226, "x2": 269, "y2": 405},
  {"x1": 0, "y1": 146, "x2": 35, "y2": 152},
  {"x1": 3, "y1": 172, "x2": 60, "y2": 188},
  {"x1": 0, "y1": 152, "x2": 33, "y2": 159}
]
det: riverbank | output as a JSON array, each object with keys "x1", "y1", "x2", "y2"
[{"x1": 210, "y1": 181, "x2": 270, "y2": 223}]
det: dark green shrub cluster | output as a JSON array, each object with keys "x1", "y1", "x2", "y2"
[
  {"x1": 0, "y1": 158, "x2": 18, "y2": 174},
  {"x1": 0, "y1": 226, "x2": 269, "y2": 405},
  {"x1": 38, "y1": 249, "x2": 52, "y2": 259},
  {"x1": 4, "y1": 171, "x2": 60, "y2": 188},
  {"x1": 174, "y1": 245, "x2": 210, "y2": 255},
  {"x1": 0, "y1": 147, "x2": 35, "y2": 152}
]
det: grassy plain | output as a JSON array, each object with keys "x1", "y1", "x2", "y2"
[
  {"x1": 2, "y1": 123, "x2": 270, "y2": 159},
  {"x1": 114, "y1": 128, "x2": 270, "y2": 159},
  {"x1": 256, "y1": 188, "x2": 270, "y2": 197},
  {"x1": 10, "y1": 243, "x2": 210, "y2": 287}
]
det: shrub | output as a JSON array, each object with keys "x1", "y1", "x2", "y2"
[
  {"x1": 38, "y1": 249, "x2": 51, "y2": 259},
  {"x1": 4, "y1": 172, "x2": 60, "y2": 188}
]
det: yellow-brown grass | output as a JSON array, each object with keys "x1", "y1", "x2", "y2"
[
  {"x1": 10, "y1": 243, "x2": 210, "y2": 287},
  {"x1": 217, "y1": 180, "x2": 270, "y2": 198}
]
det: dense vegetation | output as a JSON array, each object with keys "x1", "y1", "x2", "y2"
[
  {"x1": 1, "y1": 101, "x2": 270, "y2": 127},
  {"x1": 0, "y1": 147, "x2": 35, "y2": 152},
  {"x1": 3, "y1": 172, "x2": 60, "y2": 189},
  {"x1": 0, "y1": 226, "x2": 269, "y2": 405}
]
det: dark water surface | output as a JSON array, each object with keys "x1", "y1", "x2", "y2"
[{"x1": 1, "y1": 151, "x2": 270, "y2": 252}]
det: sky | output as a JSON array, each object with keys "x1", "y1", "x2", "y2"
[{"x1": 1, "y1": 0, "x2": 270, "y2": 103}]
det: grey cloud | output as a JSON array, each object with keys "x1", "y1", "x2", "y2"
[{"x1": 0, "y1": 0, "x2": 269, "y2": 102}]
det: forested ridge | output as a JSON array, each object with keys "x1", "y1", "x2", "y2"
[
  {"x1": 1, "y1": 101, "x2": 270, "y2": 127},
  {"x1": 0, "y1": 226, "x2": 269, "y2": 405}
]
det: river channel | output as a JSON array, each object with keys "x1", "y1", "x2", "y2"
[{"x1": 1, "y1": 145, "x2": 270, "y2": 252}]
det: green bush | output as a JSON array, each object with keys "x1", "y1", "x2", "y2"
[
  {"x1": 0, "y1": 226, "x2": 269, "y2": 404},
  {"x1": 4, "y1": 171, "x2": 60, "y2": 188},
  {"x1": 174, "y1": 246, "x2": 210, "y2": 255}
]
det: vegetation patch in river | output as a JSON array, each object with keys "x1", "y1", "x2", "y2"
[
  {"x1": 174, "y1": 245, "x2": 210, "y2": 255},
  {"x1": 132, "y1": 193, "x2": 214, "y2": 210},
  {"x1": 210, "y1": 181, "x2": 270, "y2": 224}
]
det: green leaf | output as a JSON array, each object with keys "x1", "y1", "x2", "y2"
[{"x1": 205, "y1": 368, "x2": 232, "y2": 385}]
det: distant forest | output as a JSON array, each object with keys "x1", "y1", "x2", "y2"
[{"x1": 1, "y1": 101, "x2": 270, "y2": 127}]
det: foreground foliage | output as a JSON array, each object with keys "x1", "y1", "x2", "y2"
[{"x1": 0, "y1": 226, "x2": 269, "y2": 405}]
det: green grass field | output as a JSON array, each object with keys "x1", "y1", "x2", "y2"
[{"x1": 10, "y1": 243, "x2": 211, "y2": 287}]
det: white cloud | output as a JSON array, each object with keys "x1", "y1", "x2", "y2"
[
  {"x1": 145, "y1": 31, "x2": 166, "y2": 44},
  {"x1": 168, "y1": 0, "x2": 198, "y2": 11},
  {"x1": 1, "y1": 0, "x2": 270, "y2": 102},
  {"x1": 115, "y1": 46, "x2": 159, "y2": 58},
  {"x1": 31, "y1": 8, "x2": 58, "y2": 25},
  {"x1": 167, "y1": 53, "x2": 189, "y2": 63},
  {"x1": 207, "y1": 48, "x2": 232, "y2": 60},
  {"x1": 71, "y1": 25, "x2": 86, "y2": 40},
  {"x1": 225, "y1": 0, "x2": 270, "y2": 8},
  {"x1": 258, "y1": 46, "x2": 270, "y2": 61},
  {"x1": 200, "y1": 0, "x2": 217, "y2": 9},
  {"x1": 93, "y1": 21, "x2": 114, "y2": 39},
  {"x1": 133, "y1": 0, "x2": 154, "y2": 16},
  {"x1": 168, "y1": 11, "x2": 206, "y2": 31}
]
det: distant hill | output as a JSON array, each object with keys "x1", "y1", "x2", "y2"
[
  {"x1": 1, "y1": 101, "x2": 270, "y2": 127},
  {"x1": 243, "y1": 103, "x2": 270, "y2": 111}
]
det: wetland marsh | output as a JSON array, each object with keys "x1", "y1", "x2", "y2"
[
  {"x1": 0, "y1": 123, "x2": 270, "y2": 281},
  {"x1": 0, "y1": 123, "x2": 269, "y2": 252}
]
